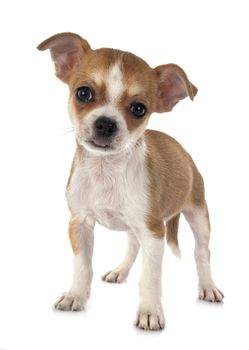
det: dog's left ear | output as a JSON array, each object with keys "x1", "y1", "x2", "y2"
[
  {"x1": 37, "y1": 32, "x2": 91, "y2": 83},
  {"x1": 155, "y1": 64, "x2": 198, "y2": 112}
]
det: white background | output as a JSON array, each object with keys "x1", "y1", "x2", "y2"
[{"x1": 0, "y1": 0, "x2": 248, "y2": 349}]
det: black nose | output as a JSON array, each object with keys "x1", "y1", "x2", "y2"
[{"x1": 95, "y1": 117, "x2": 117, "y2": 137}]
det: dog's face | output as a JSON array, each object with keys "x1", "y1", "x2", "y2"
[
  {"x1": 68, "y1": 48, "x2": 158, "y2": 155},
  {"x1": 38, "y1": 33, "x2": 197, "y2": 155}
]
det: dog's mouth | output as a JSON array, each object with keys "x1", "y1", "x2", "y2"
[
  {"x1": 76, "y1": 133, "x2": 122, "y2": 153},
  {"x1": 84, "y1": 137, "x2": 114, "y2": 151},
  {"x1": 91, "y1": 138, "x2": 112, "y2": 149}
]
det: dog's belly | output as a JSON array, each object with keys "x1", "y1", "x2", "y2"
[{"x1": 94, "y1": 209, "x2": 129, "y2": 231}]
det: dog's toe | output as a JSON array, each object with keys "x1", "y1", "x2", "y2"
[
  {"x1": 54, "y1": 293, "x2": 85, "y2": 311},
  {"x1": 199, "y1": 285, "x2": 224, "y2": 302},
  {"x1": 135, "y1": 312, "x2": 165, "y2": 331},
  {"x1": 135, "y1": 302, "x2": 165, "y2": 331},
  {"x1": 102, "y1": 269, "x2": 128, "y2": 283}
]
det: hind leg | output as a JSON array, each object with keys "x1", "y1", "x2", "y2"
[
  {"x1": 102, "y1": 231, "x2": 140, "y2": 283},
  {"x1": 183, "y1": 203, "x2": 224, "y2": 302}
]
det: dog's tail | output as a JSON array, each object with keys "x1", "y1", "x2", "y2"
[{"x1": 166, "y1": 214, "x2": 181, "y2": 258}]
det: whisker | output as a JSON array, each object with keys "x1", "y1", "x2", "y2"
[
  {"x1": 56, "y1": 126, "x2": 75, "y2": 138},
  {"x1": 60, "y1": 130, "x2": 74, "y2": 137},
  {"x1": 57, "y1": 126, "x2": 74, "y2": 132}
]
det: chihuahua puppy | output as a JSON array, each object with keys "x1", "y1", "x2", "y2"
[{"x1": 38, "y1": 33, "x2": 223, "y2": 330}]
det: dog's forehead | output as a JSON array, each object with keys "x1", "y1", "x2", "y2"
[{"x1": 76, "y1": 48, "x2": 156, "y2": 96}]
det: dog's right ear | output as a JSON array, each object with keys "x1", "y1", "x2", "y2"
[{"x1": 37, "y1": 33, "x2": 91, "y2": 83}]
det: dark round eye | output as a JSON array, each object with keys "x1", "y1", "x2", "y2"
[
  {"x1": 76, "y1": 86, "x2": 94, "y2": 103},
  {"x1": 130, "y1": 102, "x2": 147, "y2": 118}
]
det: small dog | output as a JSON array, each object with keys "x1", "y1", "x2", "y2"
[{"x1": 38, "y1": 33, "x2": 224, "y2": 330}]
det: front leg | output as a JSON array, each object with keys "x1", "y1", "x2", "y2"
[
  {"x1": 135, "y1": 229, "x2": 165, "y2": 330},
  {"x1": 54, "y1": 216, "x2": 95, "y2": 311},
  {"x1": 102, "y1": 231, "x2": 140, "y2": 283}
]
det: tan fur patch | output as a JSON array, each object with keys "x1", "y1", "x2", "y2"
[
  {"x1": 68, "y1": 49, "x2": 118, "y2": 121},
  {"x1": 66, "y1": 146, "x2": 78, "y2": 195},
  {"x1": 166, "y1": 214, "x2": 180, "y2": 246},
  {"x1": 68, "y1": 217, "x2": 80, "y2": 254},
  {"x1": 145, "y1": 130, "x2": 207, "y2": 238},
  {"x1": 145, "y1": 130, "x2": 194, "y2": 238},
  {"x1": 117, "y1": 52, "x2": 158, "y2": 132}
]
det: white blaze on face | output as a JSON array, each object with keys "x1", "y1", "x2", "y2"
[
  {"x1": 74, "y1": 63, "x2": 133, "y2": 154},
  {"x1": 106, "y1": 63, "x2": 124, "y2": 104}
]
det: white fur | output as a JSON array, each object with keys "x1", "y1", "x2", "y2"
[
  {"x1": 134, "y1": 229, "x2": 165, "y2": 330},
  {"x1": 102, "y1": 231, "x2": 140, "y2": 283},
  {"x1": 54, "y1": 218, "x2": 95, "y2": 311},
  {"x1": 67, "y1": 139, "x2": 149, "y2": 228},
  {"x1": 183, "y1": 207, "x2": 224, "y2": 302},
  {"x1": 106, "y1": 64, "x2": 124, "y2": 103}
]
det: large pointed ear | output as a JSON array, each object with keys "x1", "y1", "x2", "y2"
[
  {"x1": 37, "y1": 32, "x2": 91, "y2": 82},
  {"x1": 154, "y1": 64, "x2": 198, "y2": 112}
]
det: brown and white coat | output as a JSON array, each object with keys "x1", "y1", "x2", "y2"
[{"x1": 38, "y1": 33, "x2": 223, "y2": 331}]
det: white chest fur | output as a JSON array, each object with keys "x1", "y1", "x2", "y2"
[{"x1": 67, "y1": 142, "x2": 149, "y2": 231}]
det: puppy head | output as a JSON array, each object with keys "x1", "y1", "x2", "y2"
[{"x1": 38, "y1": 33, "x2": 197, "y2": 155}]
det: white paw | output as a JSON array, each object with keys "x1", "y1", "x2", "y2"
[
  {"x1": 102, "y1": 268, "x2": 128, "y2": 283},
  {"x1": 54, "y1": 292, "x2": 87, "y2": 311},
  {"x1": 135, "y1": 302, "x2": 165, "y2": 331},
  {"x1": 198, "y1": 285, "x2": 224, "y2": 302}
]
